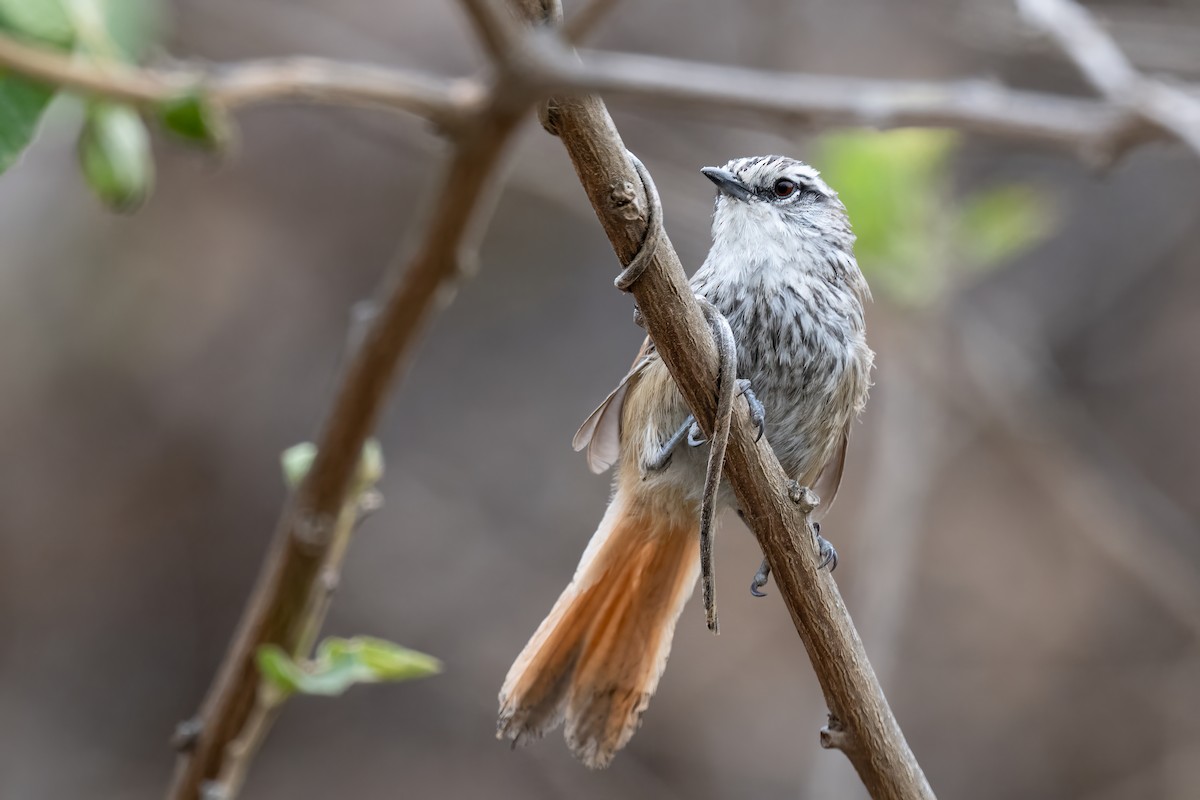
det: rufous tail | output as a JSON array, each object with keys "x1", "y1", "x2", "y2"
[{"x1": 497, "y1": 488, "x2": 699, "y2": 768}]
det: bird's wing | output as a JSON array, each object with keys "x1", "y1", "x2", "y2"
[
  {"x1": 572, "y1": 337, "x2": 655, "y2": 474},
  {"x1": 811, "y1": 425, "x2": 849, "y2": 522}
]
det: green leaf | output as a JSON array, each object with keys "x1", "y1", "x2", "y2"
[
  {"x1": 256, "y1": 645, "x2": 306, "y2": 696},
  {"x1": 0, "y1": 0, "x2": 74, "y2": 47},
  {"x1": 281, "y1": 442, "x2": 318, "y2": 490},
  {"x1": 158, "y1": 92, "x2": 231, "y2": 150},
  {"x1": 0, "y1": 75, "x2": 54, "y2": 173},
  {"x1": 331, "y1": 636, "x2": 440, "y2": 682},
  {"x1": 0, "y1": 0, "x2": 74, "y2": 176},
  {"x1": 77, "y1": 100, "x2": 152, "y2": 211},
  {"x1": 256, "y1": 637, "x2": 440, "y2": 697},
  {"x1": 957, "y1": 184, "x2": 1056, "y2": 270}
]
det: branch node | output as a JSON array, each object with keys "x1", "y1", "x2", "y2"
[
  {"x1": 820, "y1": 712, "x2": 856, "y2": 752},
  {"x1": 609, "y1": 179, "x2": 641, "y2": 221},
  {"x1": 171, "y1": 718, "x2": 204, "y2": 754},
  {"x1": 357, "y1": 488, "x2": 385, "y2": 520},
  {"x1": 538, "y1": 99, "x2": 563, "y2": 136},
  {"x1": 787, "y1": 480, "x2": 820, "y2": 514},
  {"x1": 319, "y1": 567, "x2": 341, "y2": 595},
  {"x1": 292, "y1": 509, "x2": 337, "y2": 550},
  {"x1": 612, "y1": 152, "x2": 664, "y2": 293},
  {"x1": 200, "y1": 781, "x2": 229, "y2": 800}
]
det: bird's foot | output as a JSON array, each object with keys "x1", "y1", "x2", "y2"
[
  {"x1": 645, "y1": 415, "x2": 697, "y2": 472},
  {"x1": 813, "y1": 521, "x2": 838, "y2": 572},
  {"x1": 736, "y1": 378, "x2": 766, "y2": 442}
]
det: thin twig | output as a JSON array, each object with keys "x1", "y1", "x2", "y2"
[
  {"x1": 1018, "y1": 0, "x2": 1200, "y2": 156},
  {"x1": 166, "y1": 93, "x2": 529, "y2": 800},
  {"x1": 508, "y1": 0, "x2": 935, "y2": 796},
  {"x1": 554, "y1": 49, "x2": 1152, "y2": 157},
  {"x1": 0, "y1": 32, "x2": 476, "y2": 129}
]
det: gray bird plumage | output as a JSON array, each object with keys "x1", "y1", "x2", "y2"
[
  {"x1": 689, "y1": 155, "x2": 873, "y2": 499},
  {"x1": 502, "y1": 155, "x2": 874, "y2": 769}
]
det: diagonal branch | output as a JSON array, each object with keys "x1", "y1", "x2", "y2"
[
  {"x1": 509, "y1": 0, "x2": 934, "y2": 797},
  {"x1": 165, "y1": 95, "x2": 529, "y2": 800},
  {"x1": 1018, "y1": 0, "x2": 1200, "y2": 156}
]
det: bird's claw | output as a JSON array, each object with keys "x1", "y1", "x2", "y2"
[
  {"x1": 687, "y1": 421, "x2": 707, "y2": 447},
  {"x1": 814, "y1": 522, "x2": 838, "y2": 572},
  {"x1": 750, "y1": 556, "x2": 771, "y2": 597},
  {"x1": 737, "y1": 379, "x2": 766, "y2": 442}
]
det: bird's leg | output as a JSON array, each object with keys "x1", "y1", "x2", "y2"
[
  {"x1": 691, "y1": 380, "x2": 766, "y2": 447},
  {"x1": 748, "y1": 518, "x2": 834, "y2": 598},
  {"x1": 644, "y1": 415, "x2": 697, "y2": 472},
  {"x1": 736, "y1": 378, "x2": 767, "y2": 442}
]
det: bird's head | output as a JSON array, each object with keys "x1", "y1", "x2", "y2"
[{"x1": 702, "y1": 155, "x2": 854, "y2": 259}]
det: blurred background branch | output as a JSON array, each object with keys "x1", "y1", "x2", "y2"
[{"x1": 1018, "y1": 0, "x2": 1200, "y2": 156}]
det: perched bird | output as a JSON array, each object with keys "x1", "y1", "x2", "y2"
[{"x1": 497, "y1": 155, "x2": 875, "y2": 768}]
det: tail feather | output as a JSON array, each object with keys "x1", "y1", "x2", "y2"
[{"x1": 498, "y1": 491, "x2": 698, "y2": 767}]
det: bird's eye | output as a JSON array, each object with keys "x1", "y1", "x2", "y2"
[{"x1": 772, "y1": 179, "x2": 797, "y2": 198}]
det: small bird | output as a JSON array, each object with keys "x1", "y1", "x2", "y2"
[{"x1": 497, "y1": 155, "x2": 875, "y2": 768}]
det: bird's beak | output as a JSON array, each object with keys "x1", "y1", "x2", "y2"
[{"x1": 701, "y1": 167, "x2": 753, "y2": 202}]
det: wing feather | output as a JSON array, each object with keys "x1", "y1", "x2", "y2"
[
  {"x1": 572, "y1": 338, "x2": 655, "y2": 474},
  {"x1": 811, "y1": 426, "x2": 849, "y2": 521}
]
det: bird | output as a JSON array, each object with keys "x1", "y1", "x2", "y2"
[{"x1": 497, "y1": 155, "x2": 875, "y2": 768}]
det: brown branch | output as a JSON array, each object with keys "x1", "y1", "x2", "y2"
[
  {"x1": 509, "y1": 0, "x2": 934, "y2": 797},
  {"x1": 0, "y1": 24, "x2": 1167, "y2": 161},
  {"x1": 165, "y1": 95, "x2": 529, "y2": 800},
  {"x1": 1018, "y1": 0, "x2": 1200, "y2": 156},
  {"x1": 200, "y1": 483, "x2": 383, "y2": 800},
  {"x1": 0, "y1": 32, "x2": 477, "y2": 129},
  {"x1": 551, "y1": 48, "x2": 1153, "y2": 157}
]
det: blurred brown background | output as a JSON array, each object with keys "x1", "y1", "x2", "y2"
[{"x1": 3, "y1": 0, "x2": 1200, "y2": 798}]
